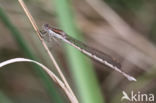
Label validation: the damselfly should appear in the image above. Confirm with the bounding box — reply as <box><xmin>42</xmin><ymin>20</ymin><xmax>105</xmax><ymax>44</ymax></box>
<box><xmin>41</xmin><ymin>24</ymin><xmax>136</xmax><ymax>81</ymax></box>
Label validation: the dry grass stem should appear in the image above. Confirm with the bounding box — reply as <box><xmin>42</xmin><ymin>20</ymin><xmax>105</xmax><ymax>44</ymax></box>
<box><xmin>0</xmin><ymin>58</ymin><xmax>76</xmax><ymax>102</ymax></box>
<box><xmin>18</xmin><ymin>0</ymin><xmax>78</xmax><ymax>102</ymax></box>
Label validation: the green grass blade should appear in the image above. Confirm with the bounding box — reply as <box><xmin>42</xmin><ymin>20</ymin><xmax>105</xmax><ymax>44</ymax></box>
<box><xmin>0</xmin><ymin>91</ymin><xmax>13</xmax><ymax>103</ymax></box>
<box><xmin>53</xmin><ymin>0</ymin><xmax>105</xmax><ymax>103</ymax></box>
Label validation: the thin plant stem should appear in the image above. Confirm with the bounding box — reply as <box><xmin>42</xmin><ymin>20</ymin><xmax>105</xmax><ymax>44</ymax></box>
<box><xmin>18</xmin><ymin>0</ymin><xmax>78</xmax><ymax>103</ymax></box>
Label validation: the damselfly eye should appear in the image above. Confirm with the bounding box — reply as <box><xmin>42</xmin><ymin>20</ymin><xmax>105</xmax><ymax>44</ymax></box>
<box><xmin>44</xmin><ymin>24</ymin><xmax>49</xmax><ymax>27</ymax></box>
<box><xmin>42</xmin><ymin>24</ymin><xmax>49</xmax><ymax>30</ymax></box>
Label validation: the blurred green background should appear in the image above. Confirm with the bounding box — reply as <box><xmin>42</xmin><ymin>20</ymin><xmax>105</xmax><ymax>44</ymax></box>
<box><xmin>0</xmin><ymin>0</ymin><xmax>156</xmax><ymax>103</ymax></box>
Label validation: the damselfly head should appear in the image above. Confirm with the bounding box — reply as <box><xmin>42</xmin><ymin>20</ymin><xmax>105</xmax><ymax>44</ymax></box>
<box><xmin>42</xmin><ymin>24</ymin><xmax>50</xmax><ymax>32</ymax></box>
